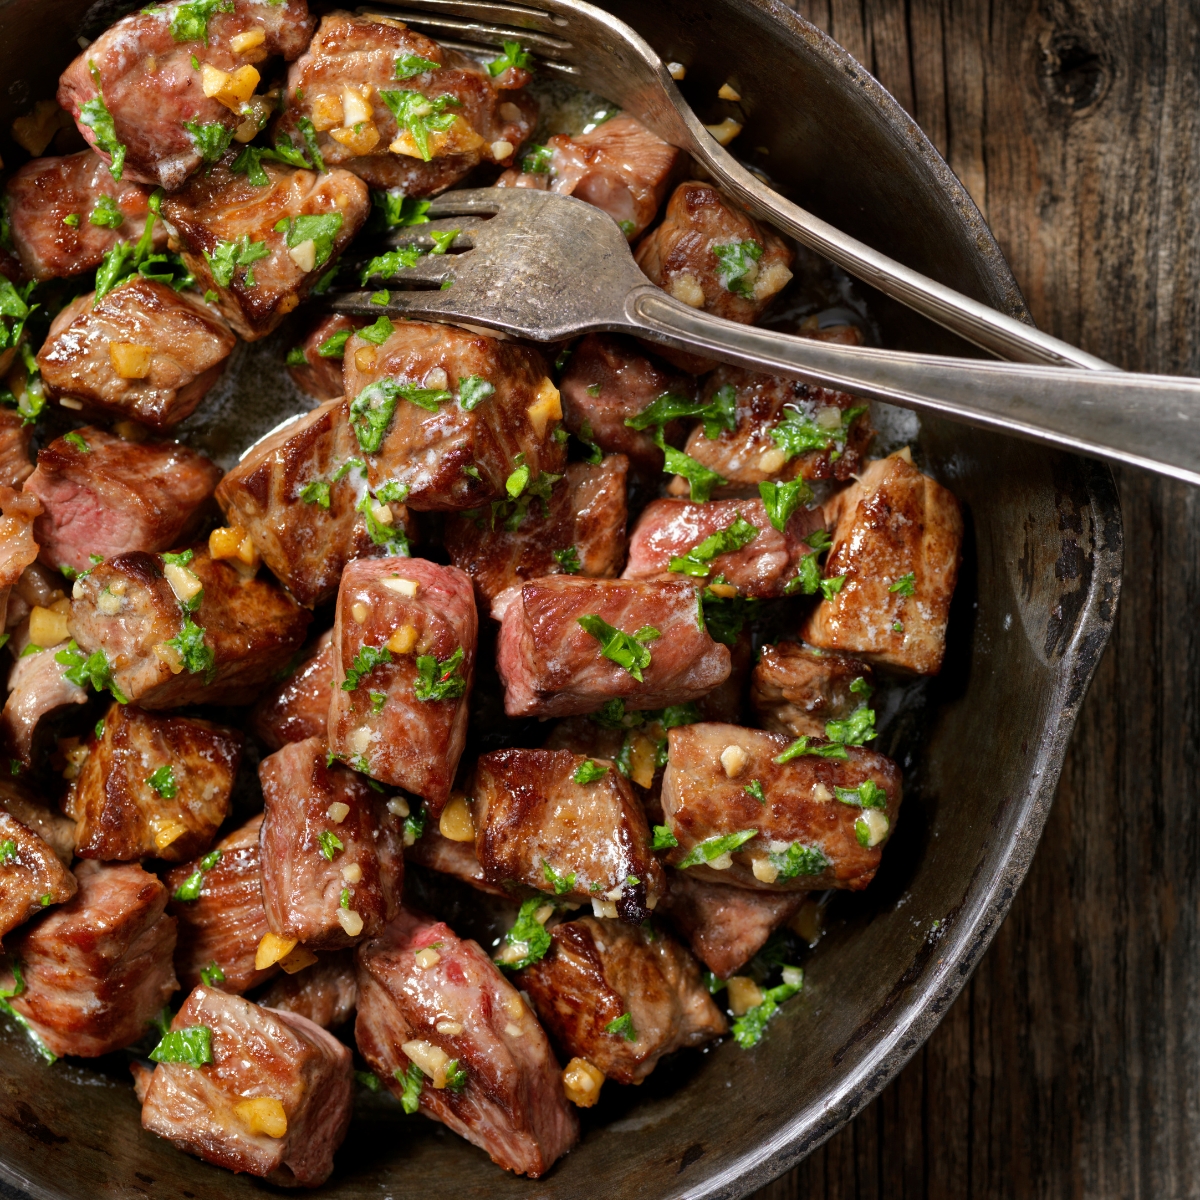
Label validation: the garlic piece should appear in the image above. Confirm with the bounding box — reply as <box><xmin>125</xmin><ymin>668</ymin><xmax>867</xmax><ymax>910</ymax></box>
<box><xmin>234</xmin><ymin>1097</ymin><xmax>287</xmax><ymax>1138</ymax></box>
<box><xmin>727</xmin><ymin>975</ymin><xmax>764</xmax><ymax>1016</ymax></box>
<box><xmin>382</xmin><ymin>577</ymin><xmax>419</xmax><ymax>597</ymax></box>
<box><xmin>668</xmin><ymin>273</ymin><xmax>706</xmax><ymax>308</ymax></box>
<box><xmin>337</xmin><ymin>908</ymin><xmax>364</xmax><ymax>937</ymax></box>
<box><xmin>255</xmin><ymin>932</ymin><xmax>298</xmax><ymax>971</ymax></box>
<box><xmin>720</xmin><ymin>743</ymin><xmax>748</xmax><ymax>778</ymax></box>
<box><xmin>705</xmin><ymin>117</ymin><xmax>743</xmax><ymax>146</ymax></box>
<box><xmin>341</xmin><ymin>862</ymin><xmax>362</xmax><ymax>884</ymax></box>
<box><xmin>288</xmin><ymin>239</ymin><xmax>317</xmax><ymax>273</ymax></box>
<box><xmin>562</xmin><ymin>1058</ymin><xmax>605</xmax><ymax>1107</ymax></box>
<box><xmin>436</xmin><ymin>1020</ymin><xmax>464</xmax><ymax>1036</ymax></box>
<box><xmin>438</xmin><ymin>793</ymin><xmax>475</xmax><ymax>842</ymax></box>
<box><xmin>414</xmin><ymin>947</ymin><xmax>441</xmax><ymax>970</ymax></box>
<box><xmin>526</xmin><ymin>377</ymin><xmax>562</xmax><ymax>437</ymax></box>
<box><xmin>230</xmin><ymin>27</ymin><xmax>266</xmax><ymax>54</ymax></box>
<box><xmin>326</xmin><ymin>801</ymin><xmax>350</xmax><ymax>824</ymax></box>
<box><xmin>490</xmin><ymin>139</ymin><xmax>514</xmax><ymax>159</ymax></box>
<box><xmin>718</xmin><ymin>82</ymin><xmax>741</xmax><ymax>101</ymax></box>
<box><xmin>109</xmin><ymin>342</ymin><xmax>154</xmax><ymax>379</ymax></box>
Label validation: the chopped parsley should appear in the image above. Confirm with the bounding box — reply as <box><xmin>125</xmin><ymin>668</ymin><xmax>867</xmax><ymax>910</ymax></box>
<box><xmin>577</xmin><ymin>615</ymin><xmax>659</xmax><ymax>682</ymax></box>
<box><xmin>88</xmin><ymin>194</ymin><xmax>124</xmax><ymax>228</ymax></box>
<box><xmin>199</xmin><ymin>961</ymin><xmax>224</xmax><ymax>987</ymax></box>
<box><xmin>889</xmin><ymin>572</ymin><xmax>916</xmax><ymax>596</ymax></box>
<box><xmin>299</xmin><ymin>480</ymin><xmax>331</xmax><ymax>508</ymax></box>
<box><xmin>651</xmin><ymin>825</ymin><xmax>678</xmax><ymax>850</ymax></box>
<box><xmin>63</xmin><ymin>430</ymin><xmax>89</xmax><ymax>453</ymax></box>
<box><xmin>444</xmin><ymin>1059</ymin><xmax>468</xmax><ymax>1091</ymax></box>
<box><xmin>55</xmin><ymin>641</ymin><xmax>127</xmax><ymax>703</ymax></box>
<box><xmin>402</xmin><ymin>803</ymin><xmax>427</xmax><ymax>844</ymax></box>
<box><xmin>769</xmin><ymin>403</ymin><xmax>868</xmax><ymax>462</ymax></box>
<box><xmin>744</xmin><ymin>779</ymin><xmax>765</xmax><ymax>804</ymax></box>
<box><xmin>653</xmin><ymin>428</ymin><xmax>725</xmax><ymax>502</ymax></box>
<box><xmin>774</xmin><ymin>735</ymin><xmax>849</xmax><ymax>763</ymax></box>
<box><xmin>731</xmin><ymin>974</ymin><xmax>803</xmax><ymax>1048</ymax></box>
<box><xmin>758</xmin><ymin>478</ymin><xmax>814</xmax><ymax>532</ymax></box>
<box><xmin>294</xmin><ymin>116</ymin><xmax>325</xmax><ymax>172</ymax></box>
<box><xmin>429</xmin><ymin>228</ymin><xmax>458</xmax><ymax>254</ymax></box>
<box><xmin>0</xmin><ymin>275</ymin><xmax>35</xmax><ymax>359</ymax></box>
<box><xmin>769</xmin><ymin>842</ymin><xmax>829</xmax><ymax>879</ymax></box>
<box><xmin>457</xmin><ymin>374</ymin><xmax>494</xmax><ymax>410</ymax></box>
<box><xmin>395</xmin><ymin>52</ymin><xmax>441</xmax><ymax>79</ymax></box>
<box><xmin>573</xmin><ymin>759</ymin><xmax>608</xmax><ymax>785</ymax></box>
<box><xmin>318</xmin><ymin>830</ymin><xmax>344</xmax><ymax>860</ymax></box>
<box><xmin>80</xmin><ymin>64</ymin><xmax>126</xmax><ymax>180</ymax></box>
<box><xmin>669</xmin><ymin>514</ymin><xmax>759</xmax><ymax>577</ymax></box>
<box><xmin>0</xmin><ymin>841</ymin><xmax>16</xmax><ymax>864</ymax></box>
<box><xmin>487</xmin><ymin>40</ymin><xmax>533</xmax><ymax>76</ymax></box>
<box><xmin>824</xmin><ymin>703</ymin><xmax>875</xmax><ymax>746</ymax></box>
<box><xmin>274</xmin><ymin>212</ymin><xmax>344</xmax><ymax>270</ymax></box>
<box><xmin>145</xmin><ymin>764</ymin><xmax>178</xmax><ymax>799</ymax></box>
<box><xmin>286</xmin><ymin>345</ymin><xmax>308</xmax><ymax>367</ymax></box>
<box><xmin>350</xmin><ymin>377</ymin><xmax>452</xmax><ymax>451</ymax></box>
<box><xmin>505</xmin><ymin>456</ymin><xmax>531</xmax><ymax>498</ymax></box>
<box><xmin>521</xmin><ymin>143</ymin><xmax>553</xmax><ymax>174</ymax></box>
<box><xmin>340</xmin><ymin>886</ymin><xmax>351</xmax><ymax>909</ymax></box>
<box><xmin>413</xmin><ymin>646</ymin><xmax>467</xmax><ymax>702</ymax></box>
<box><xmin>379</xmin><ymin>90</ymin><xmax>463</xmax><ymax>162</ymax></box>
<box><xmin>834</xmin><ymin>780</ymin><xmax>888</xmax><ymax>809</ymax></box>
<box><xmin>318</xmin><ymin>328</ymin><xmax>353</xmax><ymax>358</ymax></box>
<box><xmin>625</xmin><ymin>384</ymin><xmax>736</xmax><ymax>439</ymax></box>
<box><xmin>357</xmin><ymin>315</ymin><xmax>395</xmax><ymax>345</ymax></box>
<box><xmin>542</xmin><ymin>860</ymin><xmax>576</xmax><ymax>895</ymax></box>
<box><xmin>604</xmin><ymin>1013</ymin><xmax>636</xmax><ymax>1041</ymax></box>
<box><xmin>820</xmin><ymin>576</ymin><xmax>846</xmax><ymax>601</ymax></box>
<box><xmin>183</xmin><ymin>119</ymin><xmax>234</xmax><ymax>164</ymax></box>
<box><xmin>356</xmin><ymin>491</ymin><xmax>411</xmax><ymax>554</ymax></box>
<box><xmin>172</xmin><ymin>848</ymin><xmax>221</xmax><ymax>901</ymax></box>
<box><xmin>676</xmin><ymin>828</ymin><xmax>757</xmax><ymax>868</ymax></box>
<box><xmin>712</xmin><ymin>239</ymin><xmax>763</xmax><ymax>297</ymax></box>
<box><xmin>552</xmin><ymin>545</ymin><xmax>581</xmax><ymax>574</ymax></box>
<box><xmin>342</xmin><ymin>644</ymin><xmax>393</xmax><ymax>691</ymax></box>
<box><xmin>170</xmin><ymin>0</ymin><xmax>233</xmax><ymax>44</ymax></box>
<box><xmin>149</xmin><ymin>1024</ymin><xmax>214</xmax><ymax>1067</ymax></box>
<box><xmin>496</xmin><ymin>896</ymin><xmax>553</xmax><ymax>970</ymax></box>
<box><xmin>371</xmin><ymin>190</ymin><xmax>431</xmax><ymax>229</ymax></box>
<box><xmin>369</xmin><ymin>691</ymin><xmax>387</xmax><ymax>713</ymax></box>
<box><xmin>205</xmin><ymin>234</ymin><xmax>270</xmax><ymax>288</ymax></box>
<box><xmin>360</xmin><ymin>244</ymin><xmax>422</xmax><ymax>284</ymax></box>
<box><xmin>355</xmin><ymin>1070</ymin><xmax>382</xmax><ymax>1091</ymax></box>
<box><xmin>165</xmin><ymin>616</ymin><xmax>216</xmax><ymax>680</ymax></box>
<box><xmin>395</xmin><ymin>1062</ymin><xmax>424</xmax><ymax>1113</ymax></box>
<box><xmin>700</xmin><ymin>581</ymin><xmax>758</xmax><ymax>646</ymax></box>
<box><xmin>62</xmin><ymin>213</ymin><xmax>80</xmax><ymax>227</ymax></box>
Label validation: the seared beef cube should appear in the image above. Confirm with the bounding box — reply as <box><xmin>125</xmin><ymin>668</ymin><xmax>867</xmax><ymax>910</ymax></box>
<box><xmin>0</xmin><ymin>811</ymin><xmax>76</xmax><ymax>943</ymax></box>
<box><xmin>250</xmin><ymin>629</ymin><xmax>334</xmax><ymax>750</ymax></box>
<box><xmin>26</xmin><ymin>427</ymin><xmax>221</xmax><ymax>573</ymax></box>
<box><xmin>166</xmin><ymin>814</ymin><xmax>276</xmax><ymax>994</ymax></box>
<box><xmin>473</xmin><ymin>748</ymin><xmax>665</xmax><ymax>923</ymax></box>
<box><xmin>65</xmin><ymin>703</ymin><xmax>241</xmax><ymax>863</ymax></box>
<box><xmin>278</xmin><ymin>12</ymin><xmax>536</xmax><ymax>192</ymax></box>
<box><xmin>680</xmin><ymin>364</ymin><xmax>873</xmax><ymax>490</ymax></box>
<box><xmin>5</xmin><ymin>151</ymin><xmax>164</xmax><ymax>281</ymax></box>
<box><xmin>542</xmin><ymin>716</ymin><xmax>666</xmax><ymax>822</ymax></box>
<box><xmin>0</xmin><ymin>646</ymin><xmax>88</xmax><ymax>768</ymax></box>
<box><xmin>355</xmin><ymin>909</ymin><xmax>578</xmax><ymax>1177</ymax></box>
<box><xmin>661</xmin><ymin>722</ymin><xmax>902</xmax><ymax>892</ymax></box>
<box><xmin>751</xmin><ymin>644</ymin><xmax>873</xmax><ymax>739</ymax></box>
<box><xmin>659</xmin><ymin>871</ymin><xmax>805</xmax><ymax>978</ymax></box>
<box><xmin>341</xmin><ymin>320</ymin><xmax>567</xmax><ymax>512</ymax></box>
<box><xmin>0</xmin><ymin>487</ymin><xmax>41</xmax><ymax>591</ymax></box>
<box><xmin>329</xmin><ymin>558</ymin><xmax>476</xmax><ymax>812</ymax></box>
<box><xmin>36</xmin><ymin>280</ymin><xmax>236</xmax><ymax>429</ymax></box>
<box><xmin>256</xmin><ymin>949</ymin><xmax>358</xmax><ymax>1029</ymax></box>
<box><xmin>405</xmin><ymin>822</ymin><xmax>504</xmax><ymax>896</ymax></box>
<box><xmin>800</xmin><ymin>450</ymin><xmax>964</xmax><ymax>675</ymax></box>
<box><xmin>57</xmin><ymin>0</ymin><xmax>314</xmax><ymax>191</ymax></box>
<box><xmin>0</xmin><ymin>410</ymin><xmax>33</xmax><ymax>490</ymax></box>
<box><xmin>140</xmin><ymin>985</ymin><xmax>352</xmax><ymax>1187</ymax></box>
<box><xmin>623</xmin><ymin>497</ymin><xmax>823</xmax><ymax>598</ymax></box>
<box><xmin>516</xmin><ymin>917</ymin><xmax>725</xmax><ymax>1083</ymax></box>
<box><xmin>497</xmin><ymin>577</ymin><xmax>730</xmax><ymax>719</ymax></box>
<box><xmin>1</xmin><ymin>859</ymin><xmax>176</xmax><ymax>1057</ymax></box>
<box><xmin>163</xmin><ymin>156</ymin><xmax>369</xmax><ymax>341</ymax></box>
<box><xmin>68</xmin><ymin>544</ymin><xmax>311</xmax><ymax>708</ymax></box>
<box><xmin>215</xmin><ymin>399</ymin><xmax>411</xmax><ymax>608</ymax></box>
<box><xmin>497</xmin><ymin>114</ymin><xmax>678</xmax><ymax>240</ymax></box>
<box><xmin>287</xmin><ymin>313</ymin><xmax>365</xmax><ymax>401</ymax></box>
<box><xmin>0</xmin><ymin>782</ymin><xmax>76</xmax><ymax>865</ymax></box>
<box><xmin>557</xmin><ymin>334</ymin><xmax>692</xmax><ymax>474</ymax></box>
<box><xmin>446</xmin><ymin>456</ymin><xmax>628</xmax><ymax>616</ymax></box>
<box><xmin>259</xmin><ymin>736</ymin><xmax>404</xmax><ymax>950</ymax></box>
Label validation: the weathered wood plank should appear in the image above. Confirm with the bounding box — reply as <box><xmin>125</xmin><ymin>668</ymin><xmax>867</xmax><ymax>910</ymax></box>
<box><xmin>756</xmin><ymin>2</ymin><xmax>1200</xmax><ymax>1197</ymax></box>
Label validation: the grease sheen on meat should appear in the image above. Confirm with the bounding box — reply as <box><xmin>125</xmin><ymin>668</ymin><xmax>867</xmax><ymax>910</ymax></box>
<box><xmin>496</xmin><ymin>576</ymin><xmax>730</xmax><ymax>718</ymax></box>
<box><xmin>259</xmin><ymin>736</ymin><xmax>404</xmax><ymax>950</ymax></box>
<box><xmin>0</xmin><ymin>811</ymin><xmax>77</xmax><ymax>944</ymax></box>
<box><xmin>250</xmin><ymin>630</ymin><xmax>335</xmax><ymax>750</ymax></box>
<box><xmin>661</xmin><ymin>723</ymin><xmax>902</xmax><ymax>892</ymax></box>
<box><xmin>751</xmin><ymin>643</ymin><xmax>873</xmax><ymax>739</ymax></box>
<box><xmin>516</xmin><ymin>917</ymin><xmax>726</xmax><ymax>1083</ymax></box>
<box><xmin>36</xmin><ymin>280</ymin><xmax>236</xmax><ymax>429</ymax></box>
<box><xmin>65</xmin><ymin>703</ymin><xmax>242</xmax><ymax>863</ymax></box>
<box><xmin>355</xmin><ymin>908</ymin><xmax>579</xmax><ymax>1176</ymax></box>
<box><xmin>25</xmin><ymin>427</ymin><xmax>222</xmax><ymax>573</ymax></box>
<box><xmin>140</xmin><ymin>985</ymin><xmax>353</xmax><ymax>1187</ymax></box>
<box><xmin>1</xmin><ymin>859</ymin><xmax>177</xmax><ymax>1057</ymax></box>
<box><xmin>329</xmin><ymin>557</ymin><xmax>476</xmax><ymax>813</ymax></box>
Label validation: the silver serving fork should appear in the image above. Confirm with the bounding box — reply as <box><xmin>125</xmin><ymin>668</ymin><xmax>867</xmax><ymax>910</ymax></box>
<box><xmin>361</xmin><ymin>0</ymin><xmax>1109</xmax><ymax>371</ymax></box>
<box><xmin>333</xmin><ymin>188</ymin><xmax>1200</xmax><ymax>485</ymax></box>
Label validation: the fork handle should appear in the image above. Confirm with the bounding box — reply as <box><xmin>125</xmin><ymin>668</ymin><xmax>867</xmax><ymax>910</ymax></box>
<box><xmin>625</xmin><ymin>287</ymin><xmax>1200</xmax><ymax>485</ymax></box>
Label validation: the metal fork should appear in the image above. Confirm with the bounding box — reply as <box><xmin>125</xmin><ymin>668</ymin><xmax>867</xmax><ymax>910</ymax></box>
<box><xmin>332</xmin><ymin>188</ymin><xmax>1200</xmax><ymax>485</ymax></box>
<box><xmin>361</xmin><ymin>0</ymin><xmax>1109</xmax><ymax>371</ymax></box>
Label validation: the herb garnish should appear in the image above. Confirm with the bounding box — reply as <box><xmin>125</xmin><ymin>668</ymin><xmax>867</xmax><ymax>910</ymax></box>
<box><xmin>80</xmin><ymin>63</ymin><xmax>126</xmax><ymax>180</ymax></box>
<box><xmin>145</xmin><ymin>764</ymin><xmax>178</xmax><ymax>799</ymax></box>
<box><xmin>675</xmin><ymin>828</ymin><xmax>757</xmax><ymax>868</ymax></box>
<box><xmin>56</xmin><ymin>641</ymin><xmax>128</xmax><ymax>703</ymax></box>
<box><xmin>625</xmin><ymin>384</ymin><xmax>736</xmax><ymax>439</ymax></box>
<box><xmin>758</xmin><ymin>479</ymin><xmax>814</xmax><ymax>531</ymax></box>
<box><xmin>149</xmin><ymin>1024</ymin><xmax>213</xmax><ymax>1067</ymax></box>
<box><xmin>669</xmin><ymin>514</ymin><xmax>759</xmax><ymax>577</ymax></box>
<box><xmin>496</xmin><ymin>896</ymin><xmax>553</xmax><ymax>970</ymax></box>
<box><xmin>173</xmin><ymin>849</ymin><xmax>221</xmax><ymax>901</ymax></box>
<box><xmin>413</xmin><ymin>646</ymin><xmax>466</xmax><ymax>702</ymax></box>
<box><xmin>542</xmin><ymin>860</ymin><xmax>576</xmax><ymax>895</ymax></box>
<box><xmin>573</xmin><ymin>759</ymin><xmax>608</xmax><ymax>785</ymax></box>
<box><xmin>653</xmin><ymin>428</ymin><xmax>725</xmax><ymax>502</ymax></box>
<box><xmin>577</xmin><ymin>615</ymin><xmax>659</xmax><ymax>682</ymax></box>
<box><xmin>712</xmin><ymin>239</ymin><xmax>762</xmax><ymax>297</ymax></box>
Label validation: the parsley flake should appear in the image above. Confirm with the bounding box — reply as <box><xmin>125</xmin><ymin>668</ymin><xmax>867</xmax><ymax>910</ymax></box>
<box><xmin>145</xmin><ymin>764</ymin><xmax>178</xmax><ymax>799</ymax></box>
<box><xmin>573</xmin><ymin>759</ymin><xmax>608</xmax><ymax>785</ymax></box>
<box><xmin>676</xmin><ymin>828</ymin><xmax>757</xmax><ymax>868</ymax></box>
<box><xmin>577</xmin><ymin>614</ymin><xmax>659</xmax><ymax>682</ymax></box>
<box><xmin>413</xmin><ymin>646</ymin><xmax>466</xmax><ymax>702</ymax></box>
<box><xmin>149</xmin><ymin>1024</ymin><xmax>213</xmax><ymax>1067</ymax></box>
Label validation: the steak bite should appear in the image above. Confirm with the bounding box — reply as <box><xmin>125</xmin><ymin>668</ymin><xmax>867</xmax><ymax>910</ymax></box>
<box><xmin>0</xmin><ymin>487</ymin><xmax>42</xmax><ymax>593</ymax></box>
<box><xmin>800</xmin><ymin>449</ymin><xmax>964</xmax><ymax>675</ymax></box>
<box><xmin>1</xmin><ymin>859</ymin><xmax>177</xmax><ymax>1058</ymax></box>
<box><xmin>0</xmin><ymin>410</ymin><xmax>34</xmax><ymax>490</ymax></box>
<box><xmin>0</xmin><ymin>811</ymin><xmax>77</xmax><ymax>944</ymax></box>
<box><xmin>259</xmin><ymin>736</ymin><xmax>404</xmax><ymax>950</ymax></box>
<box><xmin>680</xmin><ymin>364</ymin><xmax>873</xmax><ymax>490</ymax></box>
<box><xmin>57</xmin><ymin>0</ymin><xmax>315</xmax><ymax>191</ymax></box>
<box><xmin>214</xmin><ymin>399</ymin><xmax>412</xmax><ymax>609</ymax></box>
<box><xmin>355</xmin><ymin>909</ymin><xmax>579</xmax><ymax>1177</ymax></box>
<box><xmin>0</xmin><ymin>782</ymin><xmax>76</xmax><ymax>866</ymax></box>
<box><xmin>341</xmin><ymin>320</ymin><xmax>567</xmax><ymax>512</ymax></box>
<box><xmin>166</xmin><ymin>814</ymin><xmax>277</xmax><ymax>995</ymax></box>
<box><xmin>255</xmin><ymin>948</ymin><xmax>358</xmax><ymax>1029</ymax></box>
<box><xmin>67</xmin><ymin>543</ymin><xmax>311</xmax><ymax>709</ymax></box>
<box><xmin>445</xmin><ymin>456</ymin><xmax>628</xmax><ymax>616</ymax></box>
<box><xmin>277</xmin><ymin>11</ymin><xmax>537</xmax><ymax>192</ymax></box>
<box><xmin>497</xmin><ymin>114</ymin><xmax>679</xmax><ymax>240</ymax></box>
<box><xmin>25</xmin><ymin>427</ymin><xmax>222</xmax><ymax>574</ymax></box>
<box><xmin>659</xmin><ymin>871</ymin><xmax>805</xmax><ymax>979</ymax></box>
<box><xmin>35</xmin><ymin>279</ymin><xmax>236</xmax><ymax>429</ymax></box>
<box><xmin>287</xmin><ymin>313</ymin><xmax>365</xmax><ymax>401</ymax></box>
<box><xmin>162</xmin><ymin>155</ymin><xmax>370</xmax><ymax>341</ymax></box>
<box><xmin>250</xmin><ymin>629</ymin><xmax>335</xmax><ymax>750</ymax></box>
<box><xmin>623</xmin><ymin>497</ymin><xmax>823</xmax><ymax>598</ymax></box>
<box><xmin>0</xmin><ymin>646</ymin><xmax>88</xmax><ymax>769</ymax></box>
<box><xmin>473</xmin><ymin>748</ymin><xmax>665</xmax><ymax>924</ymax></box>
<box><xmin>329</xmin><ymin>558</ymin><xmax>476</xmax><ymax>813</ymax></box>
<box><xmin>140</xmin><ymin>985</ymin><xmax>353</xmax><ymax>1188</ymax></box>
<box><xmin>751</xmin><ymin>644</ymin><xmax>873</xmax><ymax>739</ymax></box>
<box><xmin>496</xmin><ymin>577</ymin><xmax>731</xmax><ymax>719</ymax></box>
<box><xmin>515</xmin><ymin>917</ymin><xmax>726</xmax><ymax>1084</ymax></box>
<box><xmin>5</xmin><ymin>151</ymin><xmax>165</xmax><ymax>282</ymax></box>
<box><xmin>64</xmin><ymin>703</ymin><xmax>242</xmax><ymax>863</ymax></box>
<box><xmin>660</xmin><ymin>722</ymin><xmax>903</xmax><ymax>892</ymax></box>
<box><xmin>557</xmin><ymin>333</ymin><xmax>692</xmax><ymax>475</ymax></box>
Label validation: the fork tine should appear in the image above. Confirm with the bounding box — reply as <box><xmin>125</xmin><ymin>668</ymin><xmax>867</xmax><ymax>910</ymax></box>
<box><xmin>360</xmin><ymin>0</ymin><xmax>570</xmax><ymax>34</ymax></box>
<box><xmin>358</xmin><ymin>6</ymin><xmax>572</xmax><ymax>56</ymax></box>
<box><xmin>379</xmin><ymin>214</ymin><xmax>487</xmax><ymax>249</ymax></box>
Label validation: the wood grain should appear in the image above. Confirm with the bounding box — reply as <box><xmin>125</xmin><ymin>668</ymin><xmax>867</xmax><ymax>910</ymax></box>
<box><xmin>753</xmin><ymin>2</ymin><xmax>1200</xmax><ymax>1196</ymax></box>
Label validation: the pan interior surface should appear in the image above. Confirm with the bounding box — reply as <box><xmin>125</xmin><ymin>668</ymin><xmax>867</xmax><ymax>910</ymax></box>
<box><xmin>0</xmin><ymin>0</ymin><xmax>1122</xmax><ymax>1197</ymax></box>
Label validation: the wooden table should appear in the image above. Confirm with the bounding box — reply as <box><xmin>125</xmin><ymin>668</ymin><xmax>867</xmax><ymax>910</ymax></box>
<box><xmin>753</xmin><ymin>2</ymin><xmax>1198</xmax><ymax>1195</ymax></box>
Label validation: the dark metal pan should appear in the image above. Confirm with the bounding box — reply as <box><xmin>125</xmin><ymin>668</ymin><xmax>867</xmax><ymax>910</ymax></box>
<box><xmin>0</xmin><ymin>0</ymin><xmax>1122</xmax><ymax>1196</ymax></box>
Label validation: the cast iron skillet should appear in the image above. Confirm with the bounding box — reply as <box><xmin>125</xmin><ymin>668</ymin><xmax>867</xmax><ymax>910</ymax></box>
<box><xmin>0</xmin><ymin>0</ymin><xmax>1123</xmax><ymax>1196</ymax></box>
